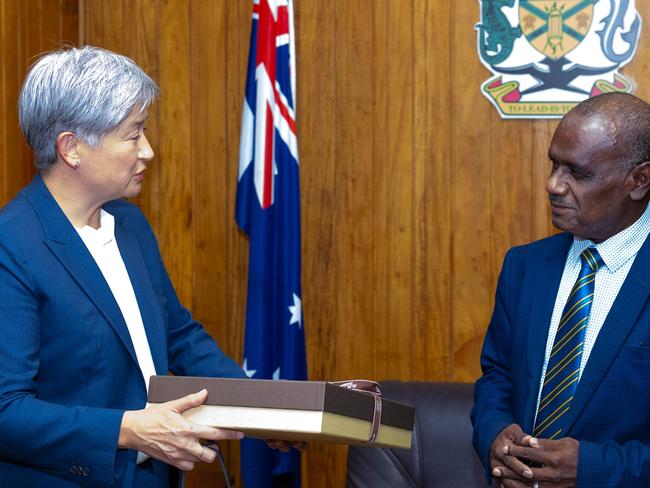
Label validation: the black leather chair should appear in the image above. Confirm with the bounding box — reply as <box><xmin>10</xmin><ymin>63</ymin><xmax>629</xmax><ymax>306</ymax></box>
<box><xmin>346</xmin><ymin>381</ymin><xmax>486</xmax><ymax>488</ymax></box>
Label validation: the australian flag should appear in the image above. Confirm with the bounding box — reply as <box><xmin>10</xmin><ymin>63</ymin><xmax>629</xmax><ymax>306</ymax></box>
<box><xmin>235</xmin><ymin>0</ymin><xmax>307</xmax><ymax>486</ymax></box>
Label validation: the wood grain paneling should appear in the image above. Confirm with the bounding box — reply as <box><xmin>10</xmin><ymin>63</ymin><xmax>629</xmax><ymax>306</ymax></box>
<box><xmin>295</xmin><ymin>2</ymin><xmax>343</xmax><ymax>484</ymax></box>
<box><xmin>1</xmin><ymin>0</ymin><xmax>77</xmax><ymax>206</ymax></box>
<box><xmin>5</xmin><ymin>0</ymin><xmax>650</xmax><ymax>486</ymax></box>
<box><xmin>373</xmin><ymin>0</ymin><xmax>415</xmax><ymax>381</ymax></box>
<box><xmin>332</xmin><ymin>0</ymin><xmax>375</xmax><ymax>384</ymax></box>
<box><xmin>451</xmin><ymin>0</ymin><xmax>495</xmax><ymax>382</ymax></box>
<box><xmin>158</xmin><ymin>0</ymin><xmax>193</xmax><ymax>305</ymax></box>
<box><xmin>412</xmin><ymin>0</ymin><xmax>453</xmax><ymax>381</ymax></box>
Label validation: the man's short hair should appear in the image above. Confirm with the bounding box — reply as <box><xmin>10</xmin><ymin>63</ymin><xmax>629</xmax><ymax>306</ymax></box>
<box><xmin>569</xmin><ymin>92</ymin><xmax>650</xmax><ymax>169</ymax></box>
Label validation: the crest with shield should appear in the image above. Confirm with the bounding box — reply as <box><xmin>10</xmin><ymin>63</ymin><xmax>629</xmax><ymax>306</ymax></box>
<box><xmin>519</xmin><ymin>0</ymin><xmax>594</xmax><ymax>59</ymax></box>
<box><xmin>477</xmin><ymin>0</ymin><xmax>641</xmax><ymax>119</ymax></box>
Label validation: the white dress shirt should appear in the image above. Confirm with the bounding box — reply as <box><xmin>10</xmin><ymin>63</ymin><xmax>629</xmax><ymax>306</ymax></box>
<box><xmin>75</xmin><ymin>209</ymin><xmax>155</xmax><ymax>463</ymax></box>
<box><xmin>535</xmin><ymin>202</ymin><xmax>650</xmax><ymax>414</ymax></box>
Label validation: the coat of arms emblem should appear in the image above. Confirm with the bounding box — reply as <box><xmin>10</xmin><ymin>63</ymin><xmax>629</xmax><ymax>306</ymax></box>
<box><xmin>477</xmin><ymin>0</ymin><xmax>641</xmax><ymax>118</ymax></box>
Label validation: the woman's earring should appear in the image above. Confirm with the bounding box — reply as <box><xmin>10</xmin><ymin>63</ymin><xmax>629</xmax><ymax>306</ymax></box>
<box><xmin>73</xmin><ymin>160</ymin><xmax>80</xmax><ymax>169</ymax></box>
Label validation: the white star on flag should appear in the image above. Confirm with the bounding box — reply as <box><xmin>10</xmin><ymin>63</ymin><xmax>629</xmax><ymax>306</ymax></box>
<box><xmin>242</xmin><ymin>358</ymin><xmax>257</xmax><ymax>378</ymax></box>
<box><xmin>273</xmin><ymin>366</ymin><xmax>281</xmax><ymax>380</ymax></box>
<box><xmin>288</xmin><ymin>293</ymin><xmax>302</xmax><ymax>328</ymax></box>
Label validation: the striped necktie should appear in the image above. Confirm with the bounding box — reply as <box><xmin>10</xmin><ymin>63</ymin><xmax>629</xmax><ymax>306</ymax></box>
<box><xmin>533</xmin><ymin>247</ymin><xmax>604</xmax><ymax>439</ymax></box>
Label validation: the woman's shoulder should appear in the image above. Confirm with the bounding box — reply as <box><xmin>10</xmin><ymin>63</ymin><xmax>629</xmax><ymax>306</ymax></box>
<box><xmin>0</xmin><ymin>193</ymin><xmax>42</xmax><ymax>260</ymax></box>
<box><xmin>0</xmin><ymin>191</ymin><xmax>35</xmax><ymax>233</ymax></box>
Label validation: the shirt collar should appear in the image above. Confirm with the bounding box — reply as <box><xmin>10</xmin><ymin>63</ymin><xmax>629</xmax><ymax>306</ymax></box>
<box><xmin>569</xmin><ymin>202</ymin><xmax>650</xmax><ymax>273</ymax></box>
<box><xmin>75</xmin><ymin>209</ymin><xmax>115</xmax><ymax>246</ymax></box>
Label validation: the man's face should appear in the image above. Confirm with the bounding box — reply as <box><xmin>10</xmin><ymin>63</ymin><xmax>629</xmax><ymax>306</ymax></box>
<box><xmin>546</xmin><ymin>114</ymin><xmax>635</xmax><ymax>242</ymax></box>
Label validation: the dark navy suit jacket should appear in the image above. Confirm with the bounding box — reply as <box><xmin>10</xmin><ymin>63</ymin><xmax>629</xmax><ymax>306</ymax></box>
<box><xmin>472</xmin><ymin>231</ymin><xmax>650</xmax><ymax>487</ymax></box>
<box><xmin>0</xmin><ymin>175</ymin><xmax>245</xmax><ymax>487</ymax></box>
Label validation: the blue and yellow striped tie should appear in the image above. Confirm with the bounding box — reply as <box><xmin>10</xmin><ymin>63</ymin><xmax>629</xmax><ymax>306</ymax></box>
<box><xmin>533</xmin><ymin>247</ymin><xmax>604</xmax><ymax>440</ymax></box>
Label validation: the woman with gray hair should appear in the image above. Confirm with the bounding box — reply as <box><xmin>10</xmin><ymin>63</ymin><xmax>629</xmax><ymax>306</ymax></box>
<box><xmin>0</xmin><ymin>46</ymin><xmax>246</xmax><ymax>487</ymax></box>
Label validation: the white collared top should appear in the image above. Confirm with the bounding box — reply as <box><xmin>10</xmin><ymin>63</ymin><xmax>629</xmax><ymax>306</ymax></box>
<box><xmin>74</xmin><ymin>209</ymin><xmax>157</xmax><ymax>391</ymax></box>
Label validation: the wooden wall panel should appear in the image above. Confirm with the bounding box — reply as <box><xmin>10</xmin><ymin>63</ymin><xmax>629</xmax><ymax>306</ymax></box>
<box><xmin>5</xmin><ymin>0</ymin><xmax>650</xmax><ymax>487</ymax></box>
<box><xmin>0</xmin><ymin>1</ymin><xmax>13</xmax><ymax>202</ymax></box>
<box><xmin>296</xmin><ymin>0</ymin><xmax>337</xmax><ymax>387</ymax></box>
<box><xmin>223</xmin><ymin>0</ymin><xmax>249</xmax><ymax>384</ymax></box>
<box><xmin>1</xmin><ymin>0</ymin><xmax>77</xmax><ymax>207</ymax></box>
<box><xmin>372</xmin><ymin>0</ymin><xmax>415</xmax><ymax>381</ymax></box>
<box><xmin>451</xmin><ymin>1</ymin><xmax>495</xmax><ymax>382</ymax></box>
<box><xmin>412</xmin><ymin>0</ymin><xmax>453</xmax><ymax>381</ymax></box>
<box><xmin>158</xmin><ymin>0</ymin><xmax>193</xmax><ymax>305</ymax></box>
<box><xmin>332</xmin><ymin>1</ymin><xmax>376</xmax><ymax>385</ymax></box>
<box><xmin>295</xmin><ymin>2</ymin><xmax>342</xmax><ymax>485</ymax></box>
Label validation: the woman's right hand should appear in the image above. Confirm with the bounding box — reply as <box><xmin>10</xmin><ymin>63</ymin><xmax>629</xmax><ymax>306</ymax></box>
<box><xmin>118</xmin><ymin>389</ymin><xmax>243</xmax><ymax>471</ymax></box>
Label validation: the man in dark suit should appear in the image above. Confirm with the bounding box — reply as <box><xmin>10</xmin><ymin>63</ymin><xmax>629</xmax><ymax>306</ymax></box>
<box><xmin>472</xmin><ymin>92</ymin><xmax>650</xmax><ymax>487</ymax></box>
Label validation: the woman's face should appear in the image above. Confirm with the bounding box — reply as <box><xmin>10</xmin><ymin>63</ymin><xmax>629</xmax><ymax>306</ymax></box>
<box><xmin>76</xmin><ymin>105</ymin><xmax>154</xmax><ymax>202</ymax></box>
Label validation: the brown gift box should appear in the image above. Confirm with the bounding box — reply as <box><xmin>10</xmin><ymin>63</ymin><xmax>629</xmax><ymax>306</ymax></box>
<box><xmin>147</xmin><ymin>376</ymin><xmax>415</xmax><ymax>449</ymax></box>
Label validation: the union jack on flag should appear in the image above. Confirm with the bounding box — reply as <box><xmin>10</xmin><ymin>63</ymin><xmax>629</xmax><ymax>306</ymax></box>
<box><xmin>235</xmin><ymin>0</ymin><xmax>306</xmax><ymax>486</ymax></box>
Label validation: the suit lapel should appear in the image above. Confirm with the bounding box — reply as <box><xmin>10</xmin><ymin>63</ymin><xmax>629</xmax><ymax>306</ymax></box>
<box><xmin>564</xmin><ymin>235</ymin><xmax>650</xmax><ymax>434</ymax></box>
<box><xmin>522</xmin><ymin>235</ymin><xmax>572</xmax><ymax>432</ymax></box>
<box><xmin>25</xmin><ymin>176</ymin><xmax>141</xmax><ymax>372</ymax></box>
<box><xmin>112</xmin><ymin>214</ymin><xmax>167</xmax><ymax>375</ymax></box>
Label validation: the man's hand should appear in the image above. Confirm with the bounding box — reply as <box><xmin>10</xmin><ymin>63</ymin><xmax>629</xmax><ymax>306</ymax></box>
<box><xmin>490</xmin><ymin>424</ymin><xmax>535</xmax><ymax>487</ymax></box>
<box><xmin>508</xmin><ymin>435</ymin><xmax>578</xmax><ymax>488</ymax></box>
<box><xmin>118</xmin><ymin>389</ymin><xmax>244</xmax><ymax>471</ymax></box>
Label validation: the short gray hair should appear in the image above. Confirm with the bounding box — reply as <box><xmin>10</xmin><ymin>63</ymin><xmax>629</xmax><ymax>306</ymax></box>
<box><xmin>18</xmin><ymin>46</ymin><xmax>159</xmax><ymax>170</ymax></box>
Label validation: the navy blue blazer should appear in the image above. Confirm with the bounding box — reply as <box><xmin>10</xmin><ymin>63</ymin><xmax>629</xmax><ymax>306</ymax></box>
<box><xmin>472</xmin><ymin>232</ymin><xmax>650</xmax><ymax>487</ymax></box>
<box><xmin>0</xmin><ymin>175</ymin><xmax>245</xmax><ymax>487</ymax></box>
